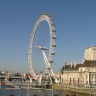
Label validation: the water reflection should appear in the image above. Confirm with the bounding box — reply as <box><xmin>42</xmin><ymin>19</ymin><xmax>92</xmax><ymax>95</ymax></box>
<box><xmin>0</xmin><ymin>86</ymin><xmax>92</xmax><ymax>96</ymax></box>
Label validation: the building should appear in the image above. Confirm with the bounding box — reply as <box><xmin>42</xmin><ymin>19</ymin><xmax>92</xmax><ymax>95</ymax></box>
<box><xmin>60</xmin><ymin>46</ymin><xmax>96</xmax><ymax>87</ymax></box>
<box><xmin>0</xmin><ymin>71</ymin><xmax>26</xmax><ymax>82</ymax></box>
<box><xmin>84</xmin><ymin>46</ymin><xmax>96</xmax><ymax>60</ymax></box>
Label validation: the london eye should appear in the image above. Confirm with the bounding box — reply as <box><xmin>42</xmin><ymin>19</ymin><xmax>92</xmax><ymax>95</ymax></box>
<box><xmin>28</xmin><ymin>13</ymin><xmax>58</xmax><ymax>83</ymax></box>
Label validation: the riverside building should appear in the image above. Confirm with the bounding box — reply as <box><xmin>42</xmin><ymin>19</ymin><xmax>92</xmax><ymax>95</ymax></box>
<box><xmin>60</xmin><ymin>46</ymin><xmax>96</xmax><ymax>87</ymax></box>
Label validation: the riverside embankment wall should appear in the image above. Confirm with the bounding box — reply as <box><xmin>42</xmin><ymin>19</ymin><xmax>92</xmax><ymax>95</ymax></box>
<box><xmin>53</xmin><ymin>84</ymin><xmax>96</xmax><ymax>95</ymax></box>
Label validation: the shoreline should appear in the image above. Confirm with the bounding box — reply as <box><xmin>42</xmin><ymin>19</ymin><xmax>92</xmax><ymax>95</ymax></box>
<box><xmin>53</xmin><ymin>84</ymin><xmax>96</xmax><ymax>95</ymax></box>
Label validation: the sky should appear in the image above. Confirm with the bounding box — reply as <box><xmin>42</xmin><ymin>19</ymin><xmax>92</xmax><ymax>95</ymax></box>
<box><xmin>0</xmin><ymin>0</ymin><xmax>96</xmax><ymax>73</ymax></box>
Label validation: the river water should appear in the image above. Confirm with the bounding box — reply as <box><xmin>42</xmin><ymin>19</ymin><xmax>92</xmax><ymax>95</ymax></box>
<box><xmin>0</xmin><ymin>88</ymin><xmax>64</xmax><ymax>96</ymax></box>
<box><xmin>0</xmin><ymin>85</ymin><xmax>91</xmax><ymax>96</ymax></box>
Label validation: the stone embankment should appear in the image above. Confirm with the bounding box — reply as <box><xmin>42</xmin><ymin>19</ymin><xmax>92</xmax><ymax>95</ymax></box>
<box><xmin>53</xmin><ymin>84</ymin><xmax>96</xmax><ymax>95</ymax></box>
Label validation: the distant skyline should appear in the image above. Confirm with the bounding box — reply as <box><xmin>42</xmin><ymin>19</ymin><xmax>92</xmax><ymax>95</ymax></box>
<box><xmin>0</xmin><ymin>0</ymin><xmax>96</xmax><ymax>73</ymax></box>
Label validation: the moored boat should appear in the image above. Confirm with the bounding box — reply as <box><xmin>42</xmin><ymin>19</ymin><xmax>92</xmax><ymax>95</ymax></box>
<box><xmin>66</xmin><ymin>94</ymin><xmax>76</xmax><ymax>96</ymax></box>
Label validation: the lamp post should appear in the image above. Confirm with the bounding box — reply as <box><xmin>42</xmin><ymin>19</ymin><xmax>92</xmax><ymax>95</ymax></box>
<box><xmin>27</xmin><ymin>81</ymin><xmax>30</xmax><ymax>96</ymax></box>
<box><xmin>89</xmin><ymin>72</ymin><xmax>92</xmax><ymax>96</ymax></box>
<box><xmin>77</xmin><ymin>75</ymin><xmax>79</xmax><ymax>96</ymax></box>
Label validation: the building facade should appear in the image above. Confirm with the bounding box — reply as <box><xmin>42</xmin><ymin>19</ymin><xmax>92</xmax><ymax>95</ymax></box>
<box><xmin>84</xmin><ymin>46</ymin><xmax>96</xmax><ymax>60</ymax></box>
<box><xmin>60</xmin><ymin>46</ymin><xmax>96</xmax><ymax>87</ymax></box>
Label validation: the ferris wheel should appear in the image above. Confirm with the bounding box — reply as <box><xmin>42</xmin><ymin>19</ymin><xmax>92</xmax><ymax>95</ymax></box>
<box><xmin>28</xmin><ymin>13</ymin><xmax>58</xmax><ymax>83</ymax></box>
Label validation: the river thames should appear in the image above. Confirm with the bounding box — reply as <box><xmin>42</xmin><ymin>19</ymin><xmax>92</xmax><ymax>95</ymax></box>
<box><xmin>0</xmin><ymin>88</ymin><xmax>90</xmax><ymax>96</ymax></box>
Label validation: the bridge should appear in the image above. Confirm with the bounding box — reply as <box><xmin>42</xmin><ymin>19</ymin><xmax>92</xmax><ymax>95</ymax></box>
<box><xmin>0</xmin><ymin>75</ymin><xmax>24</xmax><ymax>81</ymax></box>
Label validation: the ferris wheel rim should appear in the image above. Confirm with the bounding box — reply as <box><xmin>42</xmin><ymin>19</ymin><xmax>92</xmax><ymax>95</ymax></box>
<box><xmin>28</xmin><ymin>14</ymin><xmax>56</xmax><ymax>80</ymax></box>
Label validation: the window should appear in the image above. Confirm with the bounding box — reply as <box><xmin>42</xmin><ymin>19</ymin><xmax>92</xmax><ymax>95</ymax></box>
<box><xmin>86</xmin><ymin>81</ymin><xmax>88</xmax><ymax>84</ymax></box>
<box><xmin>86</xmin><ymin>75</ymin><xmax>88</xmax><ymax>78</ymax></box>
<box><xmin>73</xmin><ymin>78</ymin><xmax>75</xmax><ymax>84</ymax></box>
<box><xmin>62</xmin><ymin>78</ymin><xmax>63</xmax><ymax>83</ymax></box>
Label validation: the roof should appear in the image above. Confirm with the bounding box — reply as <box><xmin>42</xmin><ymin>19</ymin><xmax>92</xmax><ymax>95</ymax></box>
<box><xmin>61</xmin><ymin>60</ymin><xmax>96</xmax><ymax>71</ymax></box>
<box><xmin>61</xmin><ymin>64</ymin><xmax>82</xmax><ymax>71</ymax></box>
<box><xmin>81</xmin><ymin>60</ymin><xmax>96</xmax><ymax>67</ymax></box>
<box><xmin>85</xmin><ymin>46</ymin><xmax>96</xmax><ymax>49</ymax></box>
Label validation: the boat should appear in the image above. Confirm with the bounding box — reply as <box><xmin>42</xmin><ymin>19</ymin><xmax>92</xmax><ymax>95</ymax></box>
<box><xmin>66</xmin><ymin>94</ymin><xmax>76</xmax><ymax>96</ymax></box>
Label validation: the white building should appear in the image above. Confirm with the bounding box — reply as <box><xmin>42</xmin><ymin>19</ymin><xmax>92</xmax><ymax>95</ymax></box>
<box><xmin>60</xmin><ymin>46</ymin><xmax>96</xmax><ymax>87</ymax></box>
<box><xmin>84</xmin><ymin>46</ymin><xmax>96</xmax><ymax>60</ymax></box>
